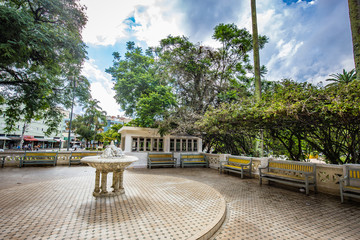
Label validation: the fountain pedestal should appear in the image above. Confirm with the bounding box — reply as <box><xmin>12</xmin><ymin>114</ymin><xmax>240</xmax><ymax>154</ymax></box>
<box><xmin>81</xmin><ymin>156</ymin><xmax>138</xmax><ymax>197</ymax></box>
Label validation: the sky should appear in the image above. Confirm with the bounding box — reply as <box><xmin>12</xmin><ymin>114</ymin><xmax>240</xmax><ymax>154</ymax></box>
<box><xmin>79</xmin><ymin>0</ymin><xmax>354</xmax><ymax>116</ymax></box>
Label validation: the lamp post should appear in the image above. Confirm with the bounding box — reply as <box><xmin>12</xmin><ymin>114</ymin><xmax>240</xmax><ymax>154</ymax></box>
<box><xmin>67</xmin><ymin>78</ymin><xmax>76</xmax><ymax>151</ymax></box>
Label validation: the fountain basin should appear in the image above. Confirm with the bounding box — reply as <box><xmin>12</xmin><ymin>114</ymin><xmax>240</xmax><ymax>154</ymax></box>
<box><xmin>81</xmin><ymin>155</ymin><xmax>138</xmax><ymax>197</ymax></box>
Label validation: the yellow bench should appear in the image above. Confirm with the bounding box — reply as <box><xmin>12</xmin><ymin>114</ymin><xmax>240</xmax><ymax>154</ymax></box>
<box><xmin>340</xmin><ymin>164</ymin><xmax>360</xmax><ymax>203</ymax></box>
<box><xmin>69</xmin><ymin>151</ymin><xmax>99</xmax><ymax>166</ymax></box>
<box><xmin>259</xmin><ymin>159</ymin><xmax>317</xmax><ymax>195</ymax></box>
<box><xmin>180</xmin><ymin>153</ymin><xmax>208</xmax><ymax>168</ymax></box>
<box><xmin>147</xmin><ymin>152</ymin><xmax>176</xmax><ymax>169</ymax></box>
<box><xmin>21</xmin><ymin>151</ymin><xmax>58</xmax><ymax>168</ymax></box>
<box><xmin>220</xmin><ymin>155</ymin><xmax>252</xmax><ymax>179</ymax></box>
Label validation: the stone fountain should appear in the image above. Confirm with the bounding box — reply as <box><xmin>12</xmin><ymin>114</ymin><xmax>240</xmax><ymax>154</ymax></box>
<box><xmin>81</xmin><ymin>141</ymin><xmax>138</xmax><ymax>197</ymax></box>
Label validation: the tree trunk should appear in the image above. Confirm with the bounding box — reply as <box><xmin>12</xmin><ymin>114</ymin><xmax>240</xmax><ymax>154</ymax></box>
<box><xmin>251</xmin><ymin>0</ymin><xmax>261</xmax><ymax>101</ymax></box>
<box><xmin>19</xmin><ymin>123</ymin><xmax>28</xmax><ymax>149</ymax></box>
<box><xmin>251</xmin><ymin>0</ymin><xmax>263</xmax><ymax>156</ymax></box>
<box><xmin>348</xmin><ymin>0</ymin><xmax>360</xmax><ymax>79</ymax></box>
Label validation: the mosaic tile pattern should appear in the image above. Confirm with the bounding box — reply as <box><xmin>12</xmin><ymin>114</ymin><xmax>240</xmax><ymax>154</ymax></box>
<box><xmin>1</xmin><ymin>167</ymin><xmax>360</xmax><ymax>240</ymax></box>
<box><xmin>134</xmin><ymin>168</ymin><xmax>360</xmax><ymax>240</ymax></box>
<box><xmin>0</xmin><ymin>167</ymin><xmax>225</xmax><ymax>240</ymax></box>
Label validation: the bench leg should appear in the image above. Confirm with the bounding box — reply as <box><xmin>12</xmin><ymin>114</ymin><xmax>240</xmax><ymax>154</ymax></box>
<box><xmin>340</xmin><ymin>182</ymin><xmax>344</xmax><ymax>203</ymax></box>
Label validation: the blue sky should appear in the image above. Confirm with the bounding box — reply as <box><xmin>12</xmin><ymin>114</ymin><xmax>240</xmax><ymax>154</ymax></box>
<box><xmin>79</xmin><ymin>0</ymin><xmax>354</xmax><ymax>116</ymax></box>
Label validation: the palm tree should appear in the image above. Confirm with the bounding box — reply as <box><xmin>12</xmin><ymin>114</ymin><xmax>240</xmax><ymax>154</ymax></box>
<box><xmin>326</xmin><ymin>69</ymin><xmax>356</xmax><ymax>87</ymax></box>
<box><xmin>348</xmin><ymin>0</ymin><xmax>360</xmax><ymax>80</ymax></box>
<box><xmin>251</xmin><ymin>0</ymin><xmax>261</xmax><ymax>101</ymax></box>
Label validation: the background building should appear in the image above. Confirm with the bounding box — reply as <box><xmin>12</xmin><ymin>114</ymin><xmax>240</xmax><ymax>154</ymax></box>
<box><xmin>0</xmin><ymin>107</ymin><xmax>64</xmax><ymax>150</ymax></box>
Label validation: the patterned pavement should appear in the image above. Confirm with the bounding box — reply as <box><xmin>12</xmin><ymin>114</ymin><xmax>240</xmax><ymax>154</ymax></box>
<box><xmin>1</xmin><ymin>166</ymin><xmax>360</xmax><ymax>240</ymax></box>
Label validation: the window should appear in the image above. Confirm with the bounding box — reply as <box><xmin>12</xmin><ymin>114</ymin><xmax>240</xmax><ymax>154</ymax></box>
<box><xmin>193</xmin><ymin>139</ymin><xmax>198</xmax><ymax>151</ymax></box>
<box><xmin>146</xmin><ymin>138</ymin><xmax>151</xmax><ymax>151</ymax></box>
<box><xmin>175</xmin><ymin>139</ymin><xmax>181</xmax><ymax>152</ymax></box>
<box><xmin>188</xmin><ymin>140</ymin><xmax>192</xmax><ymax>152</ymax></box>
<box><xmin>132</xmin><ymin>137</ymin><xmax>164</xmax><ymax>152</ymax></box>
<box><xmin>182</xmin><ymin>140</ymin><xmax>187</xmax><ymax>152</ymax></box>
<box><xmin>153</xmin><ymin>138</ymin><xmax>158</xmax><ymax>151</ymax></box>
<box><xmin>170</xmin><ymin>138</ymin><xmax>199</xmax><ymax>152</ymax></box>
<box><xmin>170</xmin><ymin>139</ymin><xmax>175</xmax><ymax>151</ymax></box>
<box><xmin>139</xmin><ymin>138</ymin><xmax>145</xmax><ymax>151</ymax></box>
<box><xmin>132</xmin><ymin>138</ymin><xmax>138</xmax><ymax>151</ymax></box>
<box><xmin>159</xmin><ymin>139</ymin><xmax>164</xmax><ymax>151</ymax></box>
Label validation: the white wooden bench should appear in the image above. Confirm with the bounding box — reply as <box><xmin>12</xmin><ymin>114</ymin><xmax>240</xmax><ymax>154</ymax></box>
<box><xmin>69</xmin><ymin>151</ymin><xmax>99</xmax><ymax>166</ymax></box>
<box><xmin>147</xmin><ymin>152</ymin><xmax>176</xmax><ymax>169</ymax></box>
<box><xmin>340</xmin><ymin>164</ymin><xmax>360</xmax><ymax>203</ymax></box>
<box><xmin>20</xmin><ymin>151</ymin><xmax>58</xmax><ymax>168</ymax></box>
<box><xmin>220</xmin><ymin>155</ymin><xmax>252</xmax><ymax>179</ymax></box>
<box><xmin>259</xmin><ymin>159</ymin><xmax>317</xmax><ymax>195</ymax></box>
<box><xmin>179</xmin><ymin>153</ymin><xmax>208</xmax><ymax>168</ymax></box>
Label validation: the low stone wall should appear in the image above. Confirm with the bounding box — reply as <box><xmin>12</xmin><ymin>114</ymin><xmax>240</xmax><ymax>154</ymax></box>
<box><xmin>205</xmin><ymin>153</ymin><xmax>343</xmax><ymax>195</ymax></box>
<box><xmin>1</xmin><ymin>151</ymin><xmax>344</xmax><ymax>196</ymax></box>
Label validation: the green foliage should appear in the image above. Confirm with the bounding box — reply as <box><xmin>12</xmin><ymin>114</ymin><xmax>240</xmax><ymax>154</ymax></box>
<box><xmin>326</xmin><ymin>69</ymin><xmax>356</xmax><ymax>87</ymax></box>
<box><xmin>0</xmin><ymin>0</ymin><xmax>89</xmax><ymax>134</ymax></box>
<box><xmin>106</xmin><ymin>42</ymin><xmax>160</xmax><ymax>117</ymax></box>
<box><xmin>199</xmin><ymin>79</ymin><xmax>360</xmax><ymax>163</ymax></box>
<box><xmin>72</xmin><ymin>99</ymin><xmax>107</xmax><ymax>144</ymax></box>
<box><xmin>98</xmin><ymin>123</ymin><xmax>123</xmax><ymax>144</ymax></box>
<box><xmin>135</xmin><ymin>86</ymin><xmax>177</xmax><ymax>127</ymax></box>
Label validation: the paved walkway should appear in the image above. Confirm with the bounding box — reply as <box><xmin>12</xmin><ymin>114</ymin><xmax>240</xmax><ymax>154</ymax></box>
<box><xmin>1</xmin><ymin>166</ymin><xmax>360</xmax><ymax>239</ymax></box>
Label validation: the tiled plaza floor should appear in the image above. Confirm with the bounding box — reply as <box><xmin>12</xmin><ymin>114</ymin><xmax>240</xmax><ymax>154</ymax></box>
<box><xmin>1</xmin><ymin>166</ymin><xmax>360</xmax><ymax>240</ymax></box>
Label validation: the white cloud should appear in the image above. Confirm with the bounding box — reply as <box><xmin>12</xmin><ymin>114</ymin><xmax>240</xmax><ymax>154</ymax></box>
<box><xmin>82</xmin><ymin>60</ymin><xmax>123</xmax><ymax>116</ymax></box>
<box><xmin>80</xmin><ymin>0</ymin><xmax>185</xmax><ymax>47</ymax></box>
<box><xmin>80</xmin><ymin>0</ymin><xmax>354</xmax><ymax>101</ymax></box>
<box><xmin>131</xmin><ymin>1</ymin><xmax>185</xmax><ymax>46</ymax></box>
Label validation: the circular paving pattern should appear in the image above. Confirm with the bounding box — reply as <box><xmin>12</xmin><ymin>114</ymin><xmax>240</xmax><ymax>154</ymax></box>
<box><xmin>0</xmin><ymin>170</ymin><xmax>226</xmax><ymax>240</ymax></box>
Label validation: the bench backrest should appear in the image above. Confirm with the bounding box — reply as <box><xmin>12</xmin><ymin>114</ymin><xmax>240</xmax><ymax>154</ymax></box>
<box><xmin>180</xmin><ymin>153</ymin><xmax>205</xmax><ymax>160</ymax></box>
<box><xmin>344</xmin><ymin>164</ymin><xmax>360</xmax><ymax>185</ymax></box>
<box><xmin>24</xmin><ymin>151</ymin><xmax>58</xmax><ymax>159</ymax></box>
<box><xmin>268</xmin><ymin>160</ymin><xmax>315</xmax><ymax>174</ymax></box>
<box><xmin>70</xmin><ymin>152</ymin><xmax>98</xmax><ymax>158</ymax></box>
<box><xmin>227</xmin><ymin>155</ymin><xmax>252</xmax><ymax>165</ymax></box>
<box><xmin>148</xmin><ymin>152</ymin><xmax>173</xmax><ymax>160</ymax></box>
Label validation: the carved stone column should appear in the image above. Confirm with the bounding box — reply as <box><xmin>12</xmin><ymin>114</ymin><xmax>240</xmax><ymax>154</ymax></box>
<box><xmin>100</xmin><ymin>171</ymin><xmax>108</xmax><ymax>194</ymax></box>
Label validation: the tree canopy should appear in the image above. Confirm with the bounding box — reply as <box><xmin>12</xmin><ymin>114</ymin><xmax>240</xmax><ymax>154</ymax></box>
<box><xmin>107</xmin><ymin>23</ymin><xmax>267</xmax><ymax>133</ymax></box>
<box><xmin>0</xmin><ymin>0</ymin><xmax>90</xmax><ymax>135</ymax></box>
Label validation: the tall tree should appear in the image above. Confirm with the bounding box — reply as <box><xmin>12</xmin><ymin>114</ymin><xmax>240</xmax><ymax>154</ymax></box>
<box><xmin>251</xmin><ymin>0</ymin><xmax>261</xmax><ymax>101</ymax></box>
<box><xmin>107</xmin><ymin>42</ymin><xmax>176</xmax><ymax>127</ymax></box>
<box><xmin>72</xmin><ymin>99</ymin><xmax>107</xmax><ymax>147</ymax></box>
<box><xmin>348</xmin><ymin>0</ymin><xmax>360</xmax><ymax>79</ymax></box>
<box><xmin>0</xmin><ymin>0</ymin><xmax>89</xmax><ymax>134</ymax></box>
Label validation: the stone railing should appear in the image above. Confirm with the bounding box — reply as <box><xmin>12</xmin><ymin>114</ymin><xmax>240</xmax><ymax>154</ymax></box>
<box><xmin>204</xmin><ymin>153</ymin><xmax>343</xmax><ymax>195</ymax></box>
<box><xmin>1</xmin><ymin>151</ymin><xmax>344</xmax><ymax>195</ymax></box>
<box><xmin>1</xmin><ymin>151</ymin><xmax>102</xmax><ymax>167</ymax></box>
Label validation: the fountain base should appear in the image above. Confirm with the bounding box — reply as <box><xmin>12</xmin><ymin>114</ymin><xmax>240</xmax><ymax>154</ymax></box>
<box><xmin>81</xmin><ymin>156</ymin><xmax>138</xmax><ymax>198</ymax></box>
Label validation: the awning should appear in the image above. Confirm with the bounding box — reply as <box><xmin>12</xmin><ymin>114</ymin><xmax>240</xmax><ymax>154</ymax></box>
<box><xmin>35</xmin><ymin>138</ymin><xmax>55</xmax><ymax>142</ymax></box>
<box><xmin>9</xmin><ymin>137</ymin><xmax>21</xmax><ymax>140</ymax></box>
<box><xmin>0</xmin><ymin>136</ymin><xmax>11</xmax><ymax>140</ymax></box>
<box><xmin>24</xmin><ymin>137</ymin><xmax>38</xmax><ymax>141</ymax></box>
